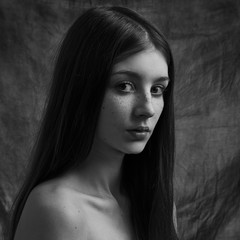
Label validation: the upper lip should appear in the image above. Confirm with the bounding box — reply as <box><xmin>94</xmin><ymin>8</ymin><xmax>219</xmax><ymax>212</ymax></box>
<box><xmin>128</xmin><ymin>126</ymin><xmax>150</xmax><ymax>132</ymax></box>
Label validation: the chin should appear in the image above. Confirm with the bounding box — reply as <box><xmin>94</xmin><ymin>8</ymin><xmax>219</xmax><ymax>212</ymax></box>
<box><xmin>122</xmin><ymin>142</ymin><xmax>147</xmax><ymax>154</ymax></box>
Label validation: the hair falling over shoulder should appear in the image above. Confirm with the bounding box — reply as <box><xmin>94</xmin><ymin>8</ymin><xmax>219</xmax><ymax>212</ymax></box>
<box><xmin>8</xmin><ymin>6</ymin><xmax>178</xmax><ymax>240</ymax></box>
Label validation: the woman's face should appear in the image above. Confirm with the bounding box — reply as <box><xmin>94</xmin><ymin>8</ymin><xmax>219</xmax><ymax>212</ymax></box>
<box><xmin>95</xmin><ymin>48</ymin><xmax>169</xmax><ymax>155</ymax></box>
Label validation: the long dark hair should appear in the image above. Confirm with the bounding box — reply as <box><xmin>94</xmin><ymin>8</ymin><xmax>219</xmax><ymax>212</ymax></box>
<box><xmin>9</xmin><ymin>6</ymin><xmax>177</xmax><ymax>240</ymax></box>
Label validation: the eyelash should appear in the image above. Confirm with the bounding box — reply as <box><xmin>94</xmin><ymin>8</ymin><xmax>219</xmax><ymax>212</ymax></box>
<box><xmin>116</xmin><ymin>81</ymin><xmax>135</xmax><ymax>92</ymax></box>
<box><xmin>116</xmin><ymin>81</ymin><xmax>167</xmax><ymax>96</ymax></box>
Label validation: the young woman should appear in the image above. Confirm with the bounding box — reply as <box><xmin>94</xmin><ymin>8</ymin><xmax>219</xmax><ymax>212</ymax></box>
<box><xmin>9</xmin><ymin>6</ymin><xmax>178</xmax><ymax>240</ymax></box>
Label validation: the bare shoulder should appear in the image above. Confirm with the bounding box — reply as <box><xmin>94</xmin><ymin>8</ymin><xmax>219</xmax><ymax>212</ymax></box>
<box><xmin>14</xmin><ymin>180</ymin><xmax>87</xmax><ymax>240</ymax></box>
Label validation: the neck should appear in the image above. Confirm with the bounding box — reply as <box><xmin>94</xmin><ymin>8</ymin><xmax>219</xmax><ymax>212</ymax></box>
<box><xmin>71</xmin><ymin>137</ymin><xmax>125</xmax><ymax>200</ymax></box>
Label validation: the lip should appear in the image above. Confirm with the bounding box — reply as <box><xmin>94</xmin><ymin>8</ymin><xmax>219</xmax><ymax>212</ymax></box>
<box><xmin>127</xmin><ymin>126</ymin><xmax>151</xmax><ymax>132</ymax></box>
<box><xmin>127</xmin><ymin>126</ymin><xmax>151</xmax><ymax>140</ymax></box>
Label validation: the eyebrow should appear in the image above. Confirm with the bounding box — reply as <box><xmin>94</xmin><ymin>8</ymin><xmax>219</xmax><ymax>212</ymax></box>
<box><xmin>111</xmin><ymin>70</ymin><xmax>170</xmax><ymax>83</ymax></box>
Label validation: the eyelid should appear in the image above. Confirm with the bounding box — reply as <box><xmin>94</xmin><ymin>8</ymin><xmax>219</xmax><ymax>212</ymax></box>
<box><xmin>151</xmin><ymin>84</ymin><xmax>168</xmax><ymax>96</ymax></box>
<box><xmin>158</xmin><ymin>82</ymin><xmax>168</xmax><ymax>91</ymax></box>
<box><xmin>115</xmin><ymin>80</ymin><xmax>135</xmax><ymax>92</ymax></box>
<box><xmin>121</xmin><ymin>80</ymin><xmax>134</xmax><ymax>86</ymax></box>
<box><xmin>113</xmin><ymin>80</ymin><xmax>169</xmax><ymax>95</ymax></box>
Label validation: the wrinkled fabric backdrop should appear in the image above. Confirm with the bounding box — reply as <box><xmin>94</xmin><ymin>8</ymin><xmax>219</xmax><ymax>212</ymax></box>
<box><xmin>0</xmin><ymin>0</ymin><xmax>239</xmax><ymax>239</ymax></box>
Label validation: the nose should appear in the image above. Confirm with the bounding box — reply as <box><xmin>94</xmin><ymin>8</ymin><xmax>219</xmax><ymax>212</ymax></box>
<box><xmin>134</xmin><ymin>93</ymin><xmax>155</xmax><ymax>118</ymax></box>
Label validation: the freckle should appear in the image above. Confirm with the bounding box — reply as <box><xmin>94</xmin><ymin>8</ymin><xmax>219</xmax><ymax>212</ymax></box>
<box><xmin>78</xmin><ymin>210</ymin><xmax>80</xmax><ymax>213</ymax></box>
<box><xmin>75</xmin><ymin>226</ymin><xmax>78</xmax><ymax>229</ymax></box>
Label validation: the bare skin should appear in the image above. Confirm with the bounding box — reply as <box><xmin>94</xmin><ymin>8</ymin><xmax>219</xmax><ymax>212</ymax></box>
<box><xmin>14</xmin><ymin>48</ymin><xmax>170</xmax><ymax>240</ymax></box>
<box><xmin>14</xmin><ymin>175</ymin><xmax>134</xmax><ymax>240</ymax></box>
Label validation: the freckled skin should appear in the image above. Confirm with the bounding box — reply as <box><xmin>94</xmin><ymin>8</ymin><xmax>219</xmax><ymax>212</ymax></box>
<box><xmin>14</xmin><ymin>49</ymin><xmax>169</xmax><ymax>240</ymax></box>
<box><xmin>94</xmin><ymin>48</ymin><xmax>169</xmax><ymax>154</ymax></box>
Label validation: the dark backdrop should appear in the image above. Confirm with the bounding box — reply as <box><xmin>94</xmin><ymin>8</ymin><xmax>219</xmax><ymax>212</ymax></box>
<box><xmin>0</xmin><ymin>0</ymin><xmax>239</xmax><ymax>239</ymax></box>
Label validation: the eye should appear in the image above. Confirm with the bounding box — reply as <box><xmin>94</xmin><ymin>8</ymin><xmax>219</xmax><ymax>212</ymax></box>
<box><xmin>151</xmin><ymin>85</ymin><xmax>166</xmax><ymax>96</ymax></box>
<box><xmin>116</xmin><ymin>81</ymin><xmax>135</xmax><ymax>93</ymax></box>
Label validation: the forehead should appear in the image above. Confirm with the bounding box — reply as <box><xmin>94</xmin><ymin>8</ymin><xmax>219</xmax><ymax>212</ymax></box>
<box><xmin>112</xmin><ymin>48</ymin><xmax>168</xmax><ymax>79</ymax></box>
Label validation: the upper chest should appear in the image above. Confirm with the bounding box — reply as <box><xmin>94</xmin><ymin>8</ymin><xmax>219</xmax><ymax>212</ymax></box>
<box><xmin>75</xmin><ymin>194</ymin><xmax>135</xmax><ymax>240</ymax></box>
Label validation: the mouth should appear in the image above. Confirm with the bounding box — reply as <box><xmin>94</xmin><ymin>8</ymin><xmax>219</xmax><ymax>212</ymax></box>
<box><xmin>127</xmin><ymin>126</ymin><xmax>151</xmax><ymax>133</ymax></box>
<box><xmin>127</xmin><ymin>126</ymin><xmax>151</xmax><ymax>140</ymax></box>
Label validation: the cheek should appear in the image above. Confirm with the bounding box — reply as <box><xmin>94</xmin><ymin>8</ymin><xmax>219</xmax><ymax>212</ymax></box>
<box><xmin>152</xmin><ymin>99</ymin><xmax>164</xmax><ymax>123</ymax></box>
<box><xmin>155</xmin><ymin>98</ymin><xmax>164</xmax><ymax>115</ymax></box>
<box><xmin>100</xmin><ymin>94</ymin><xmax>130</xmax><ymax>123</ymax></box>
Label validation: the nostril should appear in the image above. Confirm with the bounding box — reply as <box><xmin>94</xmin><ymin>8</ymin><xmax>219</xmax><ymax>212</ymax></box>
<box><xmin>133</xmin><ymin>92</ymin><xmax>156</xmax><ymax>118</ymax></box>
<box><xmin>134</xmin><ymin>103</ymin><xmax>155</xmax><ymax>118</ymax></box>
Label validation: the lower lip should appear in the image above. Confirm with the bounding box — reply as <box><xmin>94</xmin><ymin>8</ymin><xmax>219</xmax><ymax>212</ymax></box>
<box><xmin>127</xmin><ymin>130</ymin><xmax>149</xmax><ymax>140</ymax></box>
